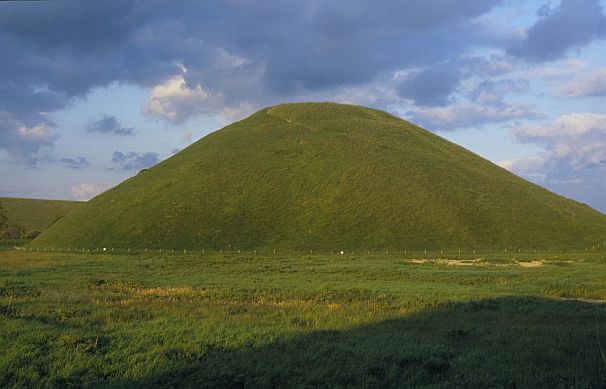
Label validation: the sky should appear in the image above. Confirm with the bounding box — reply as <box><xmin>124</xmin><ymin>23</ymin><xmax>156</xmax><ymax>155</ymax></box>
<box><xmin>1</xmin><ymin>0</ymin><xmax>606</xmax><ymax>213</ymax></box>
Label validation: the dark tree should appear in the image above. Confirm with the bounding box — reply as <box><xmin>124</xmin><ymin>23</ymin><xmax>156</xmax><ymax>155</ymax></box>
<box><xmin>0</xmin><ymin>201</ymin><xmax>7</xmax><ymax>230</ymax></box>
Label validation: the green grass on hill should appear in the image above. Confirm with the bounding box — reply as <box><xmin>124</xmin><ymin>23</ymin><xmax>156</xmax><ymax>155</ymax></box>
<box><xmin>0</xmin><ymin>197</ymin><xmax>81</xmax><ymax>238</ymax></box>
<box><xmin>1</xmin><ymin>250</ymin><xmax>606</xmax><ymax>387</ymax></box>
<box><xmin>32</xmin><ymin>102</ymin><xmax>606</xmax><ymax>251</ymax></box>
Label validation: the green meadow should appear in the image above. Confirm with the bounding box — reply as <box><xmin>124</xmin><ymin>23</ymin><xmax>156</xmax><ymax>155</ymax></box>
<box><xmin>2</xmin><ymin>249</ymin><xmax>606</xmax><ymax>387</ymax></box>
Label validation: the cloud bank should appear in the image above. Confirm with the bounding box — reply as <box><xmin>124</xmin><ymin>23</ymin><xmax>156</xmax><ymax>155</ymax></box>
<box><xmin>2</xmin><ymin>0</ymin><xmax>606</xmax><ymax>211</ymax></box>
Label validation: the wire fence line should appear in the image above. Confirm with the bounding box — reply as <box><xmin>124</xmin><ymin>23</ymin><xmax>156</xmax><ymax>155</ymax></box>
<box><xmin>13</xmin><ymin>241</ymin><xmax>606</xmax><ymax>257</ymax></box>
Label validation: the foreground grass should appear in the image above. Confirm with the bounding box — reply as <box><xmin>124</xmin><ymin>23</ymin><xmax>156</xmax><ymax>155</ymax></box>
<box><xmin>1</xmin><ymin>251</ymin><xmax>606</xmax><ymax>387</ymax></box>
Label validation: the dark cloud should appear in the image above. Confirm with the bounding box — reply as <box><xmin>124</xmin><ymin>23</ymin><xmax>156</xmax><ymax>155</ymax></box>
<box><xmin>0</xmin><ymin>0</ymin><xmax>512</xmax><ymax>162</ymax></box>
<box><xmin>257</xmin><ymin>1</ymin><xmax>501</xmax><ymax>93</ymax></box>
<box><xmin>112</xmin><ymin>151</ymin><xmax>159</xmax><ymax>170</ymax></box>
<box><xmin>87</xmin><ymin>115</ymin><xmax>134</xmax><ymax>136</ymax></box>
<box><xmin>0</xmin><ymin>1</ymin><xmax>139</xmax><ymax>163</ymax></box>
<box><xmin>406</xmin><ymin>77</ymin><xmax>537</xmax><ymax>131</ymax></box>
<box><xmin>0</xmin><ymin>1</ymin><xmax>135</xmax><ymax>52</ymax></box>
<box><xmin>398</xmin><ymin>61</ymin><xmax>462</xmax><ymax>106</ymax></box>
<box><xmin>0</xmin><ymin>1</ymin><xmax>505</xmax><ymax>123</ymax></box>
<box><xmin>60</xmin><ymin>157</ymin><xmax>90</xmax><ymax>170</ymax></box>
<box><xmin>508</xmin><ymin>0</ymin><xmax>606</xmax><ymax>61</ymax></box>
<box><xmin>0</xmin><ymin>1</ymin><xmax>138</xmax><ymax>100</ymax></box>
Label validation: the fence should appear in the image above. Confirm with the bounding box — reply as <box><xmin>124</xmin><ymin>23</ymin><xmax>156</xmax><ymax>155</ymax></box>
<box><xmin>13</xmin><ymin>241</ymin><xmax>606</xmax><ymax>258</ymax></box>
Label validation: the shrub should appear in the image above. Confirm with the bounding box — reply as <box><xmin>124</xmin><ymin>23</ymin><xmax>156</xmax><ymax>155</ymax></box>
<box><xmin>0</xmin><ymin>225</ymin><xmax>26</xmax><ymax>239</ymax></box>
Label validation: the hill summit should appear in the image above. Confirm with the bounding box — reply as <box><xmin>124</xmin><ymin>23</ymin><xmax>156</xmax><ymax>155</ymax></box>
<box><xmin>32</xmin><ymin>103</ymin><xmax>606</xmax><ymax>251</ymax></box>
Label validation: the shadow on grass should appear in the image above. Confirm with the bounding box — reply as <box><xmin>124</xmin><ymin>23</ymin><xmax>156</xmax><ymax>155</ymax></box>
<box><xmin>110</xmin><ymin>296</ymin><xmax>606</xmax><ymax>388</ymax></box>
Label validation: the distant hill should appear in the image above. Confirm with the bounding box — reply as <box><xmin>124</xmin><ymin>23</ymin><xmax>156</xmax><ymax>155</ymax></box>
<box><xmin>0</xmin><ymin>197</ymin><xmax>82</xmax><ymax>238</ymax></box>
<box><xmin>32</xmin><ymin>102</ymin><xmax>606</xmax><ymax>251</ymax></box>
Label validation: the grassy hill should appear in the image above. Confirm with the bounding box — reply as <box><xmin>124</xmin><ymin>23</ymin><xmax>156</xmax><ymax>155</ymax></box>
<box><xmin>0</xmin><ymin>197</ymin><xmax>82</xmax><ymax>238</ymax></box>
<box><xmin>31</xmin><ymin>102</ymin><xmax>606</xmax><ymax>251</ymax></box>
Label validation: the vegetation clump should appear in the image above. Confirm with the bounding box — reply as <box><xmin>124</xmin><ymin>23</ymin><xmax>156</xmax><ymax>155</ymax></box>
<box><xmin>0</xmin><ymin>201</ymin><xmax>7</xmax><ymax>230</ymax></box>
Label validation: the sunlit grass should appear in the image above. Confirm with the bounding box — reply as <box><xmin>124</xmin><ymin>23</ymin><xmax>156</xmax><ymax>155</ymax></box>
<box><xmin>1</xmin><ymin>250</ymin><xmax>606</xmax><ymax>386</ymax></box>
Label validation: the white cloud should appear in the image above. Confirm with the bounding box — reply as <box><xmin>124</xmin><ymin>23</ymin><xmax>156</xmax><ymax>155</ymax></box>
<box><xmin>512</xmin><ymin>113</ymin><xmax>606</xmax><ymax>139</ymax></box>
<box><xmin>499</xmin><ymin>155</ymin><xmax>545</xmax><ymax>172</ymax></box>
<box><xmin>510</xmin><ymin>113</ymin><xmax>606</xmax><ymax>170</ymax></box>
<box><xmin>498</xmin><ymin>156</ymin><xmax>548</xmax><ymax>182</ymax></box>
<box><xmin>555</xmin><ymin>69</ymin><xmax>606</xmax><ymax>97</ymax></box>
<box><xmin>521</xmin><ymin>59</ymin><xmax>587</xmax><ymax>79</ymax></box>
<box><xmin>408</xmin><ymin>101</ymin><xmax>538</xmax><ymax>131</ymax></box>
<box><xmin>141</xmin><ymin>75</ymin><xmax>253</xmax><ymax>124</ymax></box>
<box><xmin>498</xmin><ymin>153</ymin><xmax>606</xmax><ymax>213</ymax></box>
<box><xmin>17</xmin><ymin>123</ymin><xmax>55</xmax><ymax>140</ymax></box>
<box><xmin>499</xmin><ymin>113</ymin><xmax>606</xmax><ymax>206</ymax></box>
<box><xmin>70</xmin><ymin>183</ymin><xmax>110</xmax><ymax>201</ymax></box>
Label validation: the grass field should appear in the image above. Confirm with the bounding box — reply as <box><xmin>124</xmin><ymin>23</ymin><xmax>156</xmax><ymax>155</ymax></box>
<box><xmin>2</xmin><ymin>249</ymin><xmax>606</xmax><ymax>387</ymax></box>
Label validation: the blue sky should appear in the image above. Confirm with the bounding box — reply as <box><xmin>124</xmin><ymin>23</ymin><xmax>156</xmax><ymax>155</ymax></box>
<box><xmin>2</xmin><ymin>0</ymin><xmax>606</xmax><ymax>213</ymax></box>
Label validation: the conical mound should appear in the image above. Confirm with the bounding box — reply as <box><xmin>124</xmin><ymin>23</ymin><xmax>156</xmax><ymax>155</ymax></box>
<box><xmin>32</xmin><ymin>103</ymin><xmax>606</xmax><ymax>251</ymax></box>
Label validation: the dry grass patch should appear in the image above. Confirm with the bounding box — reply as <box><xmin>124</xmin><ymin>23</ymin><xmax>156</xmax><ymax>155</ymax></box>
<box><xmin>408</xmin><ymin>258</ymin><xmax>484</xmax><ymax>266</ymax></box>
<box><xmin>516</xmin><ymin>260</ymin><xmax>543</xmax><ymax>268</ymax></box>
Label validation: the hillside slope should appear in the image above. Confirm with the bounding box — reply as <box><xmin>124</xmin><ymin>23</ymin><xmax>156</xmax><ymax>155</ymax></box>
<box><xmin>32</xmin><ymin>103</ymin><xmax>606</xmax><ymax>250</ymax></box>
<box><xmin>0</xmin><ymin>197</ymin><xmax>82</xmax><ymax>235</ymax></box>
